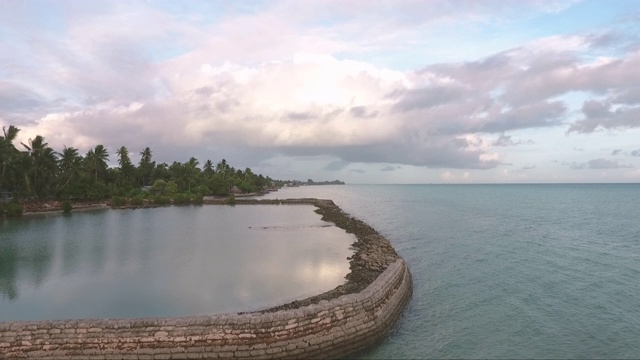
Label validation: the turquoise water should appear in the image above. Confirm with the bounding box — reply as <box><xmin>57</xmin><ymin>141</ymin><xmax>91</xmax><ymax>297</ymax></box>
<box><xmin>0</xmin><ymin>205</ymin><xmax>354</xmax><ymax>321</ymax></box>
<box><xmin>262</xmin><ymin>184</ymin><xmax>640</xmax><ymax>359</ymax></box>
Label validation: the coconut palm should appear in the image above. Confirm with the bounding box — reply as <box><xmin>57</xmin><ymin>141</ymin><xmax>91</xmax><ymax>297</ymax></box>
<box><xmin>203</xmin><ymin>159</ymin><xmax>214</xmax><ymax>176</ymax></box>
<box><xmin>138</xmin><ymin>147</ymin><xmax>154</xmax><ymax>186</ymax></box>
<box><xmin>116</xmin><ymin>146</ymin><xmax>135</xmax><ymax>187</ymax></box>
<box><xmin>0</xmin><ymin>126</ymin><xmax>21</xmax><ymax>190</ymax></box>
<box><xmin>56</xmin><ymin>146</ymin><xmax>83</xmax><ymax>195</ymax></box>
<box><xmin>216</xmin><ymin>159</ymin><xmax>230</xmax><ymax>180</ymax></box>
<box><xmin>21</xmin><ymin>135</ymin><xmax>58</xmax><ymax>198</ymax></box>
<box><xmin>85</xmin><ymin>144</ymin><xmax>109</xmax><ymax>181</ymax></box>
<box><xmin>116</xmin><ymin>146</ymin><xmax>132</xmax><ymax>169</ymax></box>
<box><xmin>140</xmin><ymin>147</ymin><xmax>152</xmax><ymax>164</ymax></box>
<box><xmin>243</xmin><ymin>167</ymin><xmax>254</xmax><ymax>181</ymax></box>
<box><xmin>184</xmin><ymin>157</ymin><xmax>200</xmax><ymax>192</ymax></box>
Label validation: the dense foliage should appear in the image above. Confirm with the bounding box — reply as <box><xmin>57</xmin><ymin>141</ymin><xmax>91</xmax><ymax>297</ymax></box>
<box><xmin>0</xmin><ymin>125</ymin><xmax>275</xmax><ymax>202</ymax></box>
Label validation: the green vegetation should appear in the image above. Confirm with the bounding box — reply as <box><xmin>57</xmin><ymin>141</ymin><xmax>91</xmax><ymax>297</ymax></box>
<box><xmin>111</xmin><ymin>196</ymin><xmax>126</xmax><ymax>207</ymax></box>
<box><xmin>130</xmin><ymin>196</ymin><xmax>144</xmax><ymax>207</ymax></box>
<box><xmin>227</xmin><ymin>194</ymin><xmax>236</xmax><ymax>205</ymax></box>
<box><xmin>62</xmin><ymin>200</ymin><xmax>72</xmax><ymax>214</ymax></box>
<box><xmin>0</xmin><ymin>125</ymin><xmax>277</xmax><ymax>205</ymax></box>
<box><xmin>151</xmin><ymin>195</ymin><xmax>170</xmax><ymax>206</ymax></box>
<box><xmin>5</xmin><ymin>203</ymin><xmax>23</xmax><ymax>217</ymax></box>
<box><xmin>306</xmin><ymin>179</ymin><xmax>345</xmax><ymax>185</ymax></box>
<box><xmin>173</xmin><ymin>193</ymin><xmax>191</xmax><ymax>205</ymax></box>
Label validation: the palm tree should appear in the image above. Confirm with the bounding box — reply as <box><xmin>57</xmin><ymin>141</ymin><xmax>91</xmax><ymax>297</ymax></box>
<box><xmin>1</xmin><ymin>126</ymin><xmax>21</xmax><ymax>188</ymax></box>
<box><xmin>203</xmin><ymin>159</ymin><xmax>214</xmax><ymax>176</ymax></box>
<box><xmin>138</xmin><ymin>147</ymin><xmax>154</xmax><ymax>186</ymax></box>
<box><xmin>140</xmin><ymin>147</ymin><xmax>152</xmax><ymax>164</ymax></box>
<box><xmin>94</xmin><ymin>145</ymin><xmax>109</xmax><ymax>179</ymax></box>
<box><xmin>116</xmin><ymin>146</ymin><xmax>132</xmax><ymax>169</ymax></box>
<box><xmin>216</xmin><ymin>159</ymin><xmax>229</xmax><ymax>180</ymax></box>
<box><xmin>86</xmin><ymin>145</ymin><xmax>109</xmax><ymax>181</ymax></box>
<box><xmin>184</xmin><ymin>157</ymin><xmax>200</xmax><ymax>192</ymax></box>
<box><xmin>56</xmin><ymin>146</ymin><xmax>83</xmax><ymax>195</ymax></box>
<box><xmin>21</xmin><ymin>135</ymin><xmax>58</xmax><ymax>198</ymax></box>
<box><xmin>244</xmin><ymin>167</ymin><xmax>254</xmax><ymax>181</ymax></box>
<box><xmin>116</xmin><ymin>146</ymin><xmax>134</xmax><ymax>187</ymax></box>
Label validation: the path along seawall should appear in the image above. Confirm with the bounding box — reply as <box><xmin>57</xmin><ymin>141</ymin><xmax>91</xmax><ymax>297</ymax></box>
<box><xmin>0</xmin><ymin>198</ymin><xmax>413</xmax><ymax>359</ymax></box>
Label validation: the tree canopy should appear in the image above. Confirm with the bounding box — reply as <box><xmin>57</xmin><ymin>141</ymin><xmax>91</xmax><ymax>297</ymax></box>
<box><xmin>0</xmin><ymin>125</ymin><xmax>275</xmax><ymax>201</ymax></box>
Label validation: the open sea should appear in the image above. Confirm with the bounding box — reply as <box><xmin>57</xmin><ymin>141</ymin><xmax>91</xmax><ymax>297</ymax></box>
<box><xmin>261</xmin><ymin>184</ymin><xmax>640</xmax><ymax>359</ymax></box>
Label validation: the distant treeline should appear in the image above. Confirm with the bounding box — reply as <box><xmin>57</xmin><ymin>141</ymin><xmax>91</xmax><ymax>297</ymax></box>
<box><xmin>307</xmin><ymin>179</ymin><xmax>345</xmax><ymax>185</ymax></box>
<box><xmin>278</xmin><ymin>179</ymin><xmax>345</xmax><ymax>186</ymax></box>
<box><xmin>0</xmin><ymin>125</ymin><xmax>276</xmax><ymax>201</ymax></box>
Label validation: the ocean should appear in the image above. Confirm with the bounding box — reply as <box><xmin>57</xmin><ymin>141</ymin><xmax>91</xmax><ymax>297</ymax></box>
<box><xmin>261</xmin><ymin>184</ymin><xmax>640</xmax><ymax>359</ymax></box>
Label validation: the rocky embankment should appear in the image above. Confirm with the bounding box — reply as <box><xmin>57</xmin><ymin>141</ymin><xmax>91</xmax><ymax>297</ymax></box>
<box><xmin>4</xmin><ymin>197</ymin><xmax>411</xmax><ymax>359</ymax></box>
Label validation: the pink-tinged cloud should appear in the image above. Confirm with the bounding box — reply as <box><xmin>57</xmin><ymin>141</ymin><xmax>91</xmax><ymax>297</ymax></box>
<box><xmin>1</xmin><ymin>0</ymin><xmax>640</xmax><ymax>182</ymax></box>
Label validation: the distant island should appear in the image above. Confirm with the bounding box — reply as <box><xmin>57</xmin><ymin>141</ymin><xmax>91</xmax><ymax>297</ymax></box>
<box><xmin>307</xmin><ymin>179</ymin><xmax>345</xmax><ymax>185</ymax></box>
<box><xmin>280</xmin><ymin>179</ymin><xmax>345</xmax><ymax>187</ymax></box>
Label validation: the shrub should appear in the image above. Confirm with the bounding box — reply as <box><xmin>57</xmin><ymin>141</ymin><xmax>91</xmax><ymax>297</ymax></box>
<box><xmin>5</xmin><ymin>203</ymin><xmax>23</xmax><ymax>217</ymax></box>
<box><xmin>62</xmin><ymin>200</ymin><xmax>73</xmax><ymax>214</ymax></box>
<box><xmin>151</xmin><ymin>179</ymin><xmax>167</xmax><ymax>195</ymax></box>
<box><xmin>127</xmin><ymin>188</ymin><xmax>143</xmax><ymax>198</ymax></box>
<box><xmin>193</xmin><ymin>185</ymin><xmax>210</xmax><ymax>196</ymax></box>
<box><xmin>151</xmin><ymin>195</ymin><xmax>170</xmax><ymax>205</ymax></box>
<box><xmin>165</xmin><ymin>181</ymin><xmax>178</xmax><ymax>195</ymax></box>
<box><xmin>131</xmin><ymin>195</ymin><xmax>144</xmax><ymax>207</ymax></box>
<box><xmin>111</xmin><ymin>196</ymin><xmax>127</xmax><ymax>207</ymax></box>
<box><xmin>0</xmin><ymin>203</ymin><xmax>5</xmax><ymax>217</ymax></box>
<box><xmin>227</xmin><ymin>194</ymin><xmax>236</xmax><ymax>205</ymax></box>
<box><xmin>173</xmin><ymin>193</ymin><xmax>191</xmax><ymax>205</ymax></box>
<box><xmin>190</xmin><ymin>194</ymin><xmax>204</xmax><ymax>205</ymax></box>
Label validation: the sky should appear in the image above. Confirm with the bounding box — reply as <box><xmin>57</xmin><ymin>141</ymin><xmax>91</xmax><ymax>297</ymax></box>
<box><xmin>2</xmin><ymin>0</ymin><xmax>640</xmax><ymax>184</ymax></box>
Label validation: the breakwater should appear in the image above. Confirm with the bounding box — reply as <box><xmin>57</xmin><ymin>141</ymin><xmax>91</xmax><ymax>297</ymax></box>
<box><xmin>0</xmin><ymin>199</ymin><xmax>412</xmax><ymax>359</ymax></box>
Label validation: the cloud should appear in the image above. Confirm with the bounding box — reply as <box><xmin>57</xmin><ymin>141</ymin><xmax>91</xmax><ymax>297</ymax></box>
<box><xmin>510</xmin><ymin>164</ymin><xmax>536</xmax><ymax>175</ymax></box>
<box><xmin>631</xmin><ymin>149</ymin><xmax>640</xmax><ymax>157</ymax></box>
<box><xmin>0</xmin><ymin>81</ymin><xmax>47</xmax><ymax>115</ymax></box>
<box><xmin>440</xmin><ymin>170</ymin><xmax>471</xmax><ymax>182</ymax></box>
<box><xmin>588</xmin><ymin>159</ymin><xmax>633</xmax><ymax>169</ymax></box>
<box><xmin>425</xmin><ymin>34</ymin><xmax>640</xmax><ymax>135</ymax></box>
<box><xmin>611</xmin><ymin>149</ymin><xmax>622</xmax><ymax>156</ymax></box>
<box><xmin>566</xmin><ymin>158</ymin><xmax>634</xmax><ymax>170</ymax></box>
<box><xmin>8</xmin><ymin>49</ymin><xmax>511</xmax><ymax>170</ymax></box>
<box><xmin>492</xmin><ymin>134</ymin><xmax>534</xmax><ymax>146</ymax></box>
<box><xmin>349</xmin><ymin>106</ymin><xmax>379</xmax><ymax>118</ymax></box>
<box><xmin>2</xmin><ymin>0</ymin><xmax>640</xmax><ymax>182</ymax></box>
<box><xmin>391</xmin><ymin>84</ymin><xmax>468</xmax><ymax>112</ymax></box>
<box><xmin>324</xmin><ymin>160</ymin><xmax>350</xmax><ymax>171</ymax></box>
<box><xmin>569</xmin><ymin>100</ymin><xmax>640</xmax><ymax>133</ymax></box>
<box><xmin>380</xmin><ymin>165</ymin><xmax>400</xmax><ymax>171</ymax></box>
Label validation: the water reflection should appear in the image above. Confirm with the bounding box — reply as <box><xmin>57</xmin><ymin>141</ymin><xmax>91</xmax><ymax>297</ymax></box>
<box><xmin>0</xmin><ymin>205</ymin><xmax>354</xmax><ymax>322</ymax></box>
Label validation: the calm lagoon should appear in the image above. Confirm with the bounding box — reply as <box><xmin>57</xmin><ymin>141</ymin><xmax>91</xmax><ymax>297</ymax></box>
<box><xmin>0</xmin><ymin>205</ymin><xmax>355</xmax><ymax>322</ymax></box>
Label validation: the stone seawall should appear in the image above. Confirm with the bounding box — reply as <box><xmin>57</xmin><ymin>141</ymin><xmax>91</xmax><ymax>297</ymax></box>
<box><xmin>1</xmin><ymin>199</ymin><xmax>412</xmax><ymax>359</ymax></box>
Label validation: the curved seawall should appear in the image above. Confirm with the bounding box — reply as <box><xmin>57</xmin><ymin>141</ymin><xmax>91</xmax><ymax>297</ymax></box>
<box><xmin>0</xmin><ymin>199</ymin><xmax>412</xmax><ymax>359</ymax></box>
